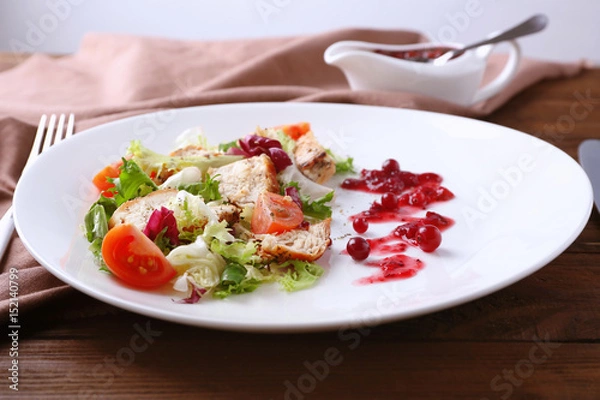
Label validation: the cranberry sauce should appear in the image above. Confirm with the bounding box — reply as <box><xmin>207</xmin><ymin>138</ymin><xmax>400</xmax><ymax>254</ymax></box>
<box><xmin>342</xmin><ymin>159</ymin><xmax>455</xmax><ymax>285</ymax></box>
<box><xmin>374</xmin><ymin>47</ymin><xmax>458</xmax><ymax>62</ymax></box>
<box><xmin>342</xmin><ymin>160</ymin><xmax>454</xmax><ymax>214</ymax></box>
<box><xmin>366</xmin><ymin>212</ymin><xmax>454</xmax><ymax>256</ymax></box>
<box><xmin>358</xmin><ymin>255</ymin><xmax>423</xmax><ymax>285</ymax></box>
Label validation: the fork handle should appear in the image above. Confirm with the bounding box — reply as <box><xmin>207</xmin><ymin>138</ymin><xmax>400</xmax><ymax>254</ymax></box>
<box><xmin>0</xmin><ymin>206</ymin><xmax>15</xmax><ymax>261</ymax></box>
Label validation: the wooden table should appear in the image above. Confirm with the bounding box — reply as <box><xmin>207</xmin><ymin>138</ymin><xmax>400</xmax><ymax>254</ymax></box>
<box><xmin>2</xmin><ymin>58</ymin><xmax>599</xmax><ymax>399</ymax></box>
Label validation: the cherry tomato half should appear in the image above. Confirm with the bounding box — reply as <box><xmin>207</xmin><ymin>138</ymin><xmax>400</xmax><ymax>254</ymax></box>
<box><xmin>101</xmin><ymin>224</ymin><xmax>176</xmax><ymax>289</ymax></box>
<box><xmin>276</xmin><ymin>122</ymin><xmax>311</xmax><ymax>140</ymax></box>
<box><xmin>92</xmin><ymin>160</ymin><xmax>123</xmax><ymax>192</ymax></box>
<box><xmin>251</xmin><ymin>191</ymin><xmax>304</xmax><ymax>234</ymax></box>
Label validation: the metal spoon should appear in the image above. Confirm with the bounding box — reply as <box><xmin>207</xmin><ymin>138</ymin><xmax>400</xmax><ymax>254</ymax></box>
<box><xmin>433</xmin><ymin>14</ymin><xmax>549</xmax><ymax>65</ymax></box>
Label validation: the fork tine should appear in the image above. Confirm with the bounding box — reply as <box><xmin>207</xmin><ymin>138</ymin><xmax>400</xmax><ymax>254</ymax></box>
<box><xmin>27</xmin><ymin>114</ymin><xmax>48</xmax><ymax>165</ymax></box>
<box><xmin>42</xmin><ymin>114</ymin><xmax>57</xmax><ymax>153</ymax></box>
<box><xmin>65</xmin><ymin>113</ymin><xmax>75</xmax><ymax>138</ymax></box>
<box><xmin>54</xmin><ymin>114</ymin><xmax>66</xmax><ymax>144</ymax></box>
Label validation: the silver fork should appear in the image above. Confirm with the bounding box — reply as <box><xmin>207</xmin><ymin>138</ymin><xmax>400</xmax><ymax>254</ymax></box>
<box><xmin>0</xmin><ymin>114</ymin><xmax>75</xmax><ymax>260</ymax></box>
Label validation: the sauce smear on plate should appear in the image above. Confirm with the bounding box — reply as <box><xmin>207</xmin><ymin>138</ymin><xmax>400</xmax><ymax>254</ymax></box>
<box><xmin>342</xmin><ymin>159</ymin><xmax>455</xmax><ymax>284</ymax></box>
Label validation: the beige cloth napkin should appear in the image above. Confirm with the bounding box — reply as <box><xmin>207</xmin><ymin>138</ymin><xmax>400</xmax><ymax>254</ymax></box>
<box><xmin>0</xmin><ymin>28</ymin><xmax>587</xmax><ymax>322</ymax></box>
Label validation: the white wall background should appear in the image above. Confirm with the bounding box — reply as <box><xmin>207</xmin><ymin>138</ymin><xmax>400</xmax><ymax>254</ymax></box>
<box><xmin>0</xmin><ymin>0</ymin><xmax>598</xmax><ymax>63</ymax></box>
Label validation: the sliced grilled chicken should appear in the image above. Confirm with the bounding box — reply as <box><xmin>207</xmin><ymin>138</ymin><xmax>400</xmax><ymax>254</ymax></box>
<box><xmin>108</xmin><ymin>189</ymin><xmax>239</xmax><ymax>230</ymax></box>
<box><xmin>109</xmin><ymin>189</ymin><xmax>177</xmax><ymax>230</ymax></box>
<box><xmin>255</xmin><ymin>219</ymin><xmax>331</xmax><ymax>262</ymax></box>
<box><xmin>210</xmin><ymin>203</ymin><xmax>241</xmax><ymax>226</ymax></box>
<box><xmin>169</xmin><ymin>145</ymin><xmax>218</xmax><ymax>157</ymax></box>
<box><xmin>209</xmin><ymin>154</ymin><xmax>279</xmax><ymax>207</ymax></box>
<box><xmin>293</xmin><ymin>131</ymin><xmax>336</xmax><ymax>184</ymax></box>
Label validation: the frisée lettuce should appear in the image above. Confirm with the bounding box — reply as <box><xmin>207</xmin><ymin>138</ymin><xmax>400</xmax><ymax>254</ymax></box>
<box><xmin>127</xmin><ymin>140</ymin><xmax>241</xmax><ymax>179</ymax></box>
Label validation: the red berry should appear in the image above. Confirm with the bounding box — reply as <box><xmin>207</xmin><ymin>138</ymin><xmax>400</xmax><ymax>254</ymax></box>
<box><xmin>382</xmin><ymin>159</ymin><xmax>400</xmax><ymax>174</ymax></box>
<box><xmin>409</xmin><ymin>191</ymin><xmax>426</xmax><ymax>207</ymax></box>
<box><xmin>381</xmin><ymin>192</ymin><xmax>398</xmax><ymax>210</ymax></box>
<box><xmin>353</xmin><ymin>218</ymin><xmax>369</xmax><ymax>234</ymax></box>
<box><xmin>415</xmin><ymin>225</ymin><xmax>442</xmax><ymax>252</ymax></box>
<box><xmin>347</xmin><ymin>237</ymin><xmax>370</xmax><ymax>261</ymax></box>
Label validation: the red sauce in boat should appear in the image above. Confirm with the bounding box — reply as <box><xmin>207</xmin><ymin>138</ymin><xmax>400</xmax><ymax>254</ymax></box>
<box><xmin>341</xmin><ymin>159</ymin><xmax>455</xmax><ymax>285</ymax></box>
<box><xmin>374</xmin><ymin>47</ymin><xmax>458</xmax><ymax>62</ymax></box>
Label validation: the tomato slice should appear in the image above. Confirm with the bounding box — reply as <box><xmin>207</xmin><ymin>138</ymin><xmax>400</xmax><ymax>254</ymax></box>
<box><xmin>251</xmin><ymin>191</ymin><xmax>304</xmax><ymax>234</ymax></box>
<box><xmin>101</xmin><ymin>224</ymin><xmax>176</xmax><ymax>289</ymax></box>
<box><xmin>92</xmin><ymin>160</ymin><xmax>123</xmax><ymax>192</ymax></box>
<box><xmin>276</xmin><ymin>122</ymin><xmax>311</xmax><ymax>141</ymax></box>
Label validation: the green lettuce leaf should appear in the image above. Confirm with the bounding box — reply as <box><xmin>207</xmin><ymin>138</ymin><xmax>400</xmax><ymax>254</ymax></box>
<box><xmin>326</xmin><ymin>149</ymin><xmax>355</xmax><ymax>174</ymax></box>
<box><xmin>202</xmin><ymin>220</ymin><xmax>235</xmax><ymax>242</ymax></box>
<box><xmin>218</xmin><ymin>139</ymin><xmax>240</xmax><ymax>152</ymax></box>
<box><xmin>282</xmin><ymin>182</ymin><xmax>333</xmax><ymax>220</ymax></box>
<box><xmin>83</xmin><ymin>198</ymin><xmax>116</xmax><ymax>270</ymax></box>
<box><xmin>213</xmin><ymin>263</ymin><xmax>262</xmax><ymax>299</ymax></box>
<box><xmin>84</xmin><ymin>204</ymin><xmax>107</xmax><ymax>244</ymax></box>
<box><xmin>111</xmin><ymin>158</ymin><xmax>158</xmax><ymax>206</ymax></box>
<box><xmin>178</xmin><ymin>227</ymin><xmax>204</xmax><ymax>244</ymax></box>
<box><xmin>178</xmin><ymin>173</ymin><xmax>221</xmax><ymax>202</ymax></box>
<box><xmin>277</xmin><ymin>260</ymin><xmax>325</xmax><ymax>292</ymax></box>
<box><xmin>276</xmin><ymin>130</ymin><xmax>296</xmax><ymax>154</ymax></box>
<box><xmin>302</xmin><ymin>191</ymin><xmax>334</xmax><ymax>220</ymax></box>
<box><xmin>84</xmin><ymin>204</ymin><xmax>107</xmax><ymax>260</ymax></box>
<box><xmin>210</xmin><ymin>239</ymin><xmax>258</xmax><ymax>265</ymax></box>
<box><xmin>94</xmin><ymin>195</ymin><xmax>118</xmax><ymax>219</ymax></box>
<box><xmin>153</xmin><ymin>227</ymin><xmax>174</xmax><ymax>256</ymax></box>
<box><xmin>213</xmin><ymin>279</ymin><xmax>261</xmax><ymax>299</ymax></box>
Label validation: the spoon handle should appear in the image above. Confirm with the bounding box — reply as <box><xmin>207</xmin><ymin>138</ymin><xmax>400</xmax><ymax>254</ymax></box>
<box><xmin>461</xmin><ymin>14</ymin><xmax>548</xmax><ymax>52</ymax></box>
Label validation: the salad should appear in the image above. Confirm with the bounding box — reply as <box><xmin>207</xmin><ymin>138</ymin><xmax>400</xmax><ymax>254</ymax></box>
<box><xmin>83</xmin><ymin>122</ymin><xmax>353</xmax><ymax>303</ymax></box>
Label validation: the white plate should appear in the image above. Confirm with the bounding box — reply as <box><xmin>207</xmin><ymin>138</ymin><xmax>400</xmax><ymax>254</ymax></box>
<box><xmin>14</xmin><ymin>103</ymin><xmax>592</xmax><ymax>332</ymax></box>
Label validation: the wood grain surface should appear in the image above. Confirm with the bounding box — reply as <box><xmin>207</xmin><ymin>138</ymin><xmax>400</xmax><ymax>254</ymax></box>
<box><xmin>1</xmin><ymin>60</ymin><xmax>599</xmax><ymax>399</ymax></box>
